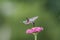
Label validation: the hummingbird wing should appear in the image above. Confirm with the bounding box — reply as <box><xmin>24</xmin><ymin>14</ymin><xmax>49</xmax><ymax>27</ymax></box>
<box><xmin>29</xmin><ymin>16</ymin><xmax>38</xmax><ymax>22</ymax></box>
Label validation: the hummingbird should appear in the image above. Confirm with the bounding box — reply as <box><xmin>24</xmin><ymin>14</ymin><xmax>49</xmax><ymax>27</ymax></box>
<box><xmin>23</xmin><ymin>16</ymin><xmax>38</xmax><ymax>25</ymax></box>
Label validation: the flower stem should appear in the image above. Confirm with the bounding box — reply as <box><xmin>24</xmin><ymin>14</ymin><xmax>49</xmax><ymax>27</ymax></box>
<box><xmin>35</xmin><ymin>34</ymin><xmax>37</xmax><ymax>40</ymax></box>
<box><xmin>33</xmin><ymin>33</ymin><xmax>37</xmax><ymax>40</ymax></box>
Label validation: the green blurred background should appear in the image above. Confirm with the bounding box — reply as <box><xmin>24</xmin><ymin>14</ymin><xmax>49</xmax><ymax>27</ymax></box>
<box><xmin>0</xmin><ymin>0</ymin><xmax>60</xmax><ymax>40</ymax></box>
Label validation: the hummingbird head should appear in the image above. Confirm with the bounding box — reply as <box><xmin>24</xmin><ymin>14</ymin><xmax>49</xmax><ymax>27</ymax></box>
<box><xmin>26</xmin><ymin>17</ymin><xmax>29</xmax><ymax>23</ymax></box>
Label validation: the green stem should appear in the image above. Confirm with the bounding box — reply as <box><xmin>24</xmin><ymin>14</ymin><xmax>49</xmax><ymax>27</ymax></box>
<box><xmin>35</xmin><ymin>34</ymin><xmax>37</xmax><ymax>40</ymax></box>
<box><xmin>33</xmin><ymin>33</ymin><xmax>37</xmax><ymax>40</ymax></box>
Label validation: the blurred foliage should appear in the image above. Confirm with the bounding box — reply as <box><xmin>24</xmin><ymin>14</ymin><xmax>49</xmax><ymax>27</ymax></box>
<box><xmin>0</xmin><ymin>0</ymin><xmax>60</xmax><ymax>40</ymax></box>
<box><xmin>47</xmin><ymin>0</ymin><xmax>60</xmax><ymax>23</ymax></box>
<box><xmin>0</xmin><ymin>10</ymin><xmax>5</xmax><ymax>26</ymax></box>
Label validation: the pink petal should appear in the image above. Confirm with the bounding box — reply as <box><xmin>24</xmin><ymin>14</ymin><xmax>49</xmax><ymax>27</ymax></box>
<box><xmin>26</xmin><ymin>29</ymin><xmax>33</xmax><ymax>34</ymax></box>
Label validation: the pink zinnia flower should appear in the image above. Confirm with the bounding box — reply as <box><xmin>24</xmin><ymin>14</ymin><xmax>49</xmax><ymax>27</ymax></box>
<box><xmin>26</xmin><ymin>27</ymin><xmax>43</xmax><ymax>34</ymax></box>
